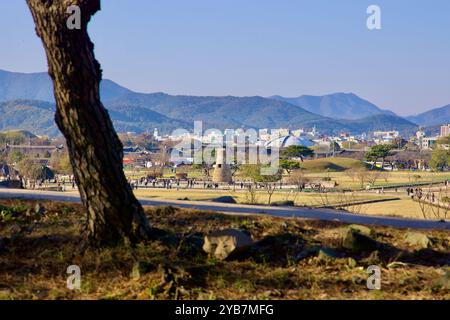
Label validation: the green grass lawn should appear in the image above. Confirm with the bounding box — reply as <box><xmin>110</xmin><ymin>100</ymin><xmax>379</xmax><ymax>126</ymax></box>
<box><xmin>126</xmin><ymin>159</ymin><xmax>450</xmax><ymax>191</ymax></box>
<box><xmin>124</xmin><ymin>162</ymin><xmax>450</xmax><ymax>219</ymax></box>
<box><xmin>304</xmin><ymin>171</ymin><xmax>450</xmax><ymax>190</ymax></box>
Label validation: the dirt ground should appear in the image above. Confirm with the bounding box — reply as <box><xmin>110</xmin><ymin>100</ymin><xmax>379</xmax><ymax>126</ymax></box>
<box><xmin>0</xmin><ymin>199</ymin><xmax>448</xmax><ymax>300</ymax></box>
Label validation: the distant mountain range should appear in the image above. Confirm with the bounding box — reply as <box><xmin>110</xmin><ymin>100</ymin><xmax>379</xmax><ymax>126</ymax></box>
<box><xmin>1</xmin><ymin>69</ymin><xmax>440</xmax><ymax>138</ymax></box>
<box><xmin>406</xmin><ymin>104</ymin><xmax>450</xmax><ymax>127</ymax></box>
<box><xmin>0</xmin><ymin>99</ymin><xmax>190</xmax><ymax>137</ymax></box>
<box><xmin>270</xmin><ymin>93</ymin><xmax>396</xmax><ymax>120</ymax></box>
<box><xmin>0</xmin><ymin>70</ymin><xmax>55</xmax><ymax>103</ymax></box>
<box><xmin>0</xmin><ymin>100</ymin><xmax>58</xmax><ymax>136</ymax></box>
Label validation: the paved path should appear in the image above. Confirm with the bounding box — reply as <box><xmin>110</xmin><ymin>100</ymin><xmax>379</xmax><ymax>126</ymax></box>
<box><xmin>0</xmin><ymin>188</ymin><xmax>448</xmax><ymax>231</ymax></box>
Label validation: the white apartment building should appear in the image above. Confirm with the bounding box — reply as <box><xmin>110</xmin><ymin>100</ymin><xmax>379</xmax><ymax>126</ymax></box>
<box><xmin>440</xmin><ymin>124</ymin><xmax>450</xmax><ymax>137</ymax></box>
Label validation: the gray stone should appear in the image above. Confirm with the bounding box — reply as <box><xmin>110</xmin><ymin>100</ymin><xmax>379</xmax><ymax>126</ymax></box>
<box><xmin>270</xmin><ymin>200</ymin><xmax>295</xmax><ymax>207</ymax></box>
<box><xmin>0</xmin><ymin>180</ymin><xmax>22</xmax><ymax>189</ymax></box>
<box><xmin>294</xmin><ymin>247</ymin><xmax>319</xmax><ymax>261</ymax></box>
<box><xmin>341</xmin><ymin>224</ymin><xmax>373</xmax><ymax>237</ymax></box>
<box><xmin>33</xmin><ymin>289</ymin><xmax>49</xmax><ymax>299</ymax></box>
<box><xmin>342</xmin><ymin>229</ymin><xmax>378</xmax><ymax>253</ymax></box>
<box><xmin>262</xmin><ymin>289</ymin><xmax>282</xmax><ymax>298</ymax></box>
<box><xmin>203</xmin><ymin>229</ymin><xmax>253</xmax><ymax>260</ymax></box>
<box><xmin>318</xmin><ymin>248</ymin><xmax>339</xmax><ymax>260</ymax></box>
<box><xmin>405</xmin><ymin>232</ymin><xmax>432</xmax><ymax>249</ymax></box>
<box><xmin>211</xmin><ymin>196</ymin><xmax>237</xmax><ymax>204</ymax></box>
<box><xmin>34</xmin><ymin>203</ymin><xmax>45</xmax><ymax>215</ymax></box>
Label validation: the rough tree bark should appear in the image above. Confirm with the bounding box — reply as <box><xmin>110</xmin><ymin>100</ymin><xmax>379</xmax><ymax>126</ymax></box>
<box><xmin>26</xmin><ymin>0</ymin><xmax>151</xmax><ymax>246</ymax></box>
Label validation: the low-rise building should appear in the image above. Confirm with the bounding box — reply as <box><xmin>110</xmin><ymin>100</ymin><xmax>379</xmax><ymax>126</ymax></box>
<box><xmin>373</xmin><ymin>130</ymin><xmax>399</xmax><ymax>144</ymax></box>
<box><xmin>421</xmin><ymin>137</ymin><xmax>438</xmax><ymax>150</ymax></box>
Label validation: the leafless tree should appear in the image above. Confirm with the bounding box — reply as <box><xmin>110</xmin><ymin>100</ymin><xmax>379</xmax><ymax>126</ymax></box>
<box><xmin>416</xmin><ymin>184</ymin><xmax>449</xmax><ymax>220</ymax></box>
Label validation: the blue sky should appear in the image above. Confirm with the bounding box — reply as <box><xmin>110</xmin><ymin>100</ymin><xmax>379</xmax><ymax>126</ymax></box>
<box><xmin>1</xmin><ymin>0</ymin><xmax>449</xmax><ymax>115</ymax></box>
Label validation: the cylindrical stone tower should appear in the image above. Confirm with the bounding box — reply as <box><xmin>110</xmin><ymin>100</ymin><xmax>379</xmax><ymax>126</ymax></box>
<box><xmin>212</xmin><ymin>147</ymin><xmax>233</xmax><ymax>183</ymax></box>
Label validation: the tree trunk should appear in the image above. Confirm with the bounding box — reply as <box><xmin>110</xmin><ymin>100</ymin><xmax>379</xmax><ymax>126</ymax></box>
<box><xmin>26</xmin><ymin>0</ymin><xmax>151</xmax><ymax>246</ymax></box>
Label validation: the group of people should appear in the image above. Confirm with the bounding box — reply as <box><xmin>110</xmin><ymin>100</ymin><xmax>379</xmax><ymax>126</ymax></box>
<box><xmin>126</xmin><ymin>176</ymin><xmax>294</xmax><ymax>192</ymax></box>
<box><xmin>128</xmin><ymin>177</ymin><xmax>185</xmax><ymax>190</ymax></box>
<box><xmin>128</xmin><ymin>178</ymin><xmax>249</xmax><ymax>190</ymax></box>
<box><xmin>20</xmin><ymin>175</ymin><xmax>77</xmax><ymax>191</ymax></box>
<box><xmin>407</xmin><ymin>187</ymin><xmax>437</xmax><ymax>203</ymax></box>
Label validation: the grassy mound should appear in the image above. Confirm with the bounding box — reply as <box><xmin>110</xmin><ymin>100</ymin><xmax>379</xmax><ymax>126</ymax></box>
<box><xmin>300</xmin><ymin>157</ymin><xmax>367</xmax><ymax>172</ymax></box>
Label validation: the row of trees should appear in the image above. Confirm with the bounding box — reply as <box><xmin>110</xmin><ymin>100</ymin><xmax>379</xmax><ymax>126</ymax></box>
<box><xmin>0</xmin><ymin>131</ymin><xmax>51</xmax><ymax>146</ymax></box>
<box><xmin>429</xmin><ymin>149</ymin><xmax>450</xmax><ymax>171</ymax></box>
<box><xmin>429</xmin><ymin>138</ymin><xmax>450</xmax><ymax>171</ymax></box>
<box><xmin>237</xmin><ymin>146</ymin><xmax>319</xmax><ymax>205</ymax></box>
<box><xmin>364</xmin><ymin>142</ymin><xmax>450</xmax><ymax>172</ymax></box>
<box><xmin>0</xmin><ymin>149</ymin><xmax>72</xmax><ymax>181</ymax></box>
<box><xmin>345</xmin><ymin>168</ymin><xmax>389</xmax><ymax>189</ymax></box>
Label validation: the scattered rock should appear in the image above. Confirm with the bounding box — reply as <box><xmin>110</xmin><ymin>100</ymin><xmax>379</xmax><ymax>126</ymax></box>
<box><xmin>342</xmin><ymin>229</ymin><xmax>379</xmax><ymax>253</ymax></box>
<box><xmin>178</xmin><ymin>232</ymin><xmax>205</xmax><ymax>257</ymax></box>
<box><xmin>34</xmin><ymin>203</ymin><xmax>45</xmax><ymax>215</ymax></box>
<box><xmin>211</xmin><ymin>196</ymin><xmax>237</xmax><ymax>204</ymax></box>
<box><xmin>387</xmin><ymin>261</ymin><xmax>409</xmax><ymax>269</ymax></box>
<box><xmin>293</xmin><ymin>247</ymin><xmax>319</xmax><ymax>262</ymax></box>
<box><xmin>317</xmin><ymin>248</ymin><xmax>339</xmax><ymax>260</ymax></box>
<box><xmin>203</xmin><ymin>229</ymin><xmax>253</xmax><ymax>260</ymax></box>
<box><xmin>405</xmin><ymin>232</ymin><xmax>433</xmax><ymax>249</ymax></box>
<box><xmin>251</xmin><ymin>234</ymin><xmax>305</xmax><ymax>264</ymax></box>
<box><xmin>33</xmin><ymin>289</ymin><xmax>49</xmax><ymax>299</ymax></box>
<box><xmin>280</xmin><ymin>221</ymin><xmax>289</xmax><ymax>229</ymax></box>
<box><xmin>130</xmin><ymin>261</ymin><xmax>156</xmax><ymax>280</ymax></box>
<box><xmin>262</xmin><ymin>289</ymin><xmax>283</xmax><ymax>298</ymax></box>
<box><xmin>270</xmin><ymin>200</ymin><xmax>295</xmax><ymax>207</ymax></box>
<box><xmin>341</xmin><ymin>224</ymin><xmax>373</xmax><ymax>237</ymax></box>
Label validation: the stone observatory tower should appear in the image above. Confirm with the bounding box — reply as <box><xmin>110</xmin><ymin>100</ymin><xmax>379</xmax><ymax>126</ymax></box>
<box><xmin>212</xmin><ymin>147</ymin><xmax>233</xmax><ymax>183</ymax></box>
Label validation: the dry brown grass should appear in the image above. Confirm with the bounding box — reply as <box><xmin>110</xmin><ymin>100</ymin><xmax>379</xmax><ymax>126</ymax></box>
<box><xmin>0</xmin><ymin>199</ymin><xmax>448</xmax><ymax>300</ymax></box>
